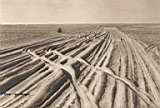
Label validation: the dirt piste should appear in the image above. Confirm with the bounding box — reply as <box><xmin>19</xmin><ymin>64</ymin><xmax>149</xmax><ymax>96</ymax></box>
<box><xmin>0</xmin><ymin>27</ymin><xmax>160</xmax><ymax>108</ymax></box>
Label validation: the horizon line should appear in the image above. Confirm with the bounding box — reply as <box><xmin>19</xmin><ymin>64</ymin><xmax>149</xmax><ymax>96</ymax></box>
<box><xmin>0</xmin><ymin>22</ymin><xmax>160</xmax><ymax>25</ymax></box>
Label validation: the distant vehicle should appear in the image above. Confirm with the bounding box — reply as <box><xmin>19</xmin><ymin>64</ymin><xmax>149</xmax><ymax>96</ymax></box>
<box><xmin>57</xmin><ymin>27</ymin><xmax>62</xmax><ymax>33</ymax></box>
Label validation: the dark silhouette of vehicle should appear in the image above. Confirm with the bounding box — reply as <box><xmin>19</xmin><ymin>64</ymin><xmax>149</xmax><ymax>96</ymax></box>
<box><xmin>57</xmin><ymin>27</ymin><xmax>62</xmax><ymax>33</ymax></box>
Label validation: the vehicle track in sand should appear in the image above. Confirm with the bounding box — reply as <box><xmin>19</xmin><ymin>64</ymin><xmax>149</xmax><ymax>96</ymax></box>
<box><xmin>0</xmin><ymin>28</ymin><xmax>160</xmax><ymax>108</ymax></box>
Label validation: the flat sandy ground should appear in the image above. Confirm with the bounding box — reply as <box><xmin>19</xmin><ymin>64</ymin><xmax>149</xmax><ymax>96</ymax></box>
<box><xmin>1</xmin><ymin>24</ymin><xmax>160</xmax><ymax>49</ymax></box>
<box><xmin>1</xmin><ymin>24</ymin><xmax>160</xmax><ymax>108</ymax></box>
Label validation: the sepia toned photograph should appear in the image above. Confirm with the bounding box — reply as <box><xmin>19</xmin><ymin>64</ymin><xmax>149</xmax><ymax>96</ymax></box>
<box><xmin>0</xmin><ymin>0</ymin><xmax>160</xmax><ymax>108</ymax></box>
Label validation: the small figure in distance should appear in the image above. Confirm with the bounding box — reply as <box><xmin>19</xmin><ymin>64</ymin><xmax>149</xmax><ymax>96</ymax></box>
<box><xmin>57</xmin><ymin>27</ymin><xmax>62</xmax><ymax>33</ymax></box>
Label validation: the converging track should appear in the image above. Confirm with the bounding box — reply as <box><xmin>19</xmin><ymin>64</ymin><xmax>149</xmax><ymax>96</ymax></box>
<box><xmin>0</xmin><ymin>28</ymin><xmax>160</xmax><ymax>108</ymax></box>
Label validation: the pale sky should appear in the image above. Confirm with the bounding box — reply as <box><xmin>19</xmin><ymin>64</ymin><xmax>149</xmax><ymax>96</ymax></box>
<box><xmin>0</xmin><ymin>0</ymin><xmax>160</xmax><ymax>24</ymax></box>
